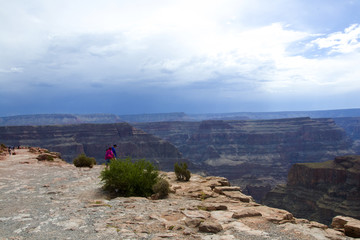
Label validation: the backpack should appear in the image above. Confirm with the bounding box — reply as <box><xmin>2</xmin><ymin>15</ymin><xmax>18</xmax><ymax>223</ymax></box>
<box><xmin>105</xmin><ymin>150</ymin><xmax>114</xmax><ymax>159</ymax></box>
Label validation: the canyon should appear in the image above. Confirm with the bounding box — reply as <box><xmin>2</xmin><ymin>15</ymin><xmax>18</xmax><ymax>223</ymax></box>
<box><xmin>263</xmin><ymin>155</ymin><xmax>360</xmax><ymax>225</ymax></box>
<box><xmin>0</xmin><ymin>115</ymin><xmax>359</xmax><ymax>204</ymax></box>
<box><xmin>134</xmin><ymin>117</ymin><xmax>355</xmax><ymax>201</ymax></box>
<box><xmin>1</xmin><ymin>113</ymin><xmax>360</xmax><ymax>230</ymax></box>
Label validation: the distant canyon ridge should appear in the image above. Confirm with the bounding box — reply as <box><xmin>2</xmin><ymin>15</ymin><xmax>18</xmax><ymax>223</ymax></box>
<box><xmin>1</xmin><ymin>110</ymin><xmax>360</xmax><ymax>202</ymax></box>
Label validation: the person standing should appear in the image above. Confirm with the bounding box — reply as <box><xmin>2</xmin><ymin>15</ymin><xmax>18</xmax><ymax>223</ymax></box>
<box><xmin>105</xmin><ymin>147</ymin><xmax>114</xmax><ymax>166</ymax></box>
<box><xmin>111</xmin><ymin>144</ymin><xmax>117</xmax><ymax>158</ymax></box>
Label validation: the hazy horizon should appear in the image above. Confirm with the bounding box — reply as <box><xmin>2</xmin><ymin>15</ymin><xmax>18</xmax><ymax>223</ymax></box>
<box><xmin>2</xmin><ymin>107</ymin><xmax>360</xmax><ymax>118</ymax></box>
<box><xmin>1</xmin><ymin>0</ymin><xmax>360</xmax><ymax>116</ymax></box>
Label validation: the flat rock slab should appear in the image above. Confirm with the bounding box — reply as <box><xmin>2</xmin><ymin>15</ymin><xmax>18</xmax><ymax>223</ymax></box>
<box><xmin>232</xmin><ymin>209</ymin><xmax>262</xmax><ymax>219</ymax></box>
<box><xmin>222</xmin><ymin>191</ymin><xmax>253</xmax><ymax>202</ymax></box>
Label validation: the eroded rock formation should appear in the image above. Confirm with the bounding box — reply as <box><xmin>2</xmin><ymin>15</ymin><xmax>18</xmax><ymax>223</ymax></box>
<box><xmin>134</xmin><ymin>117</ymin><xmax>354</xmax><ymax>201</ymax></box>
<box><xmin>263</xmin><ymin>155</ymin><xmax>360</xmax><ymax>225</ymax></box>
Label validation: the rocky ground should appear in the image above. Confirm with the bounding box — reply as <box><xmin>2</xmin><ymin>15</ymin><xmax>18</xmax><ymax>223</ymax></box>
<box><xmin>0</xmin><ymin>148</ymin><xmax>355</xmax><ymax>239</ymax></box>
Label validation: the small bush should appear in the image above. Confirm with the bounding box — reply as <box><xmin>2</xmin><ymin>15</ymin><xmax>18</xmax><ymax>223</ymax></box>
<box><xmin>152</xmin><ymin>177</ymin><xmax>170</xmax><ymax>199</ymax></box>
<box><xmin>0</xmin><ymin>144</ymin><xmax>6</xmax><ymax>154</ymax></box>
<box><xmin>100</xmin><ymin>157</ymin><xmax>158</xmax><ymax>197</ymax></box>
<box><xmin>37</xmin><ymin>154</ymin><xmax>54</xmax><ymax>161</ymax></box>
<box><xmin>73</xmin><ymin>153</ymin><xmax>96</xmax><ymax>168</ymax></box>
<box><xmin>174</xmin><ymin>162</ymin><xmax>191</xmax><ymax>181</ymax></box>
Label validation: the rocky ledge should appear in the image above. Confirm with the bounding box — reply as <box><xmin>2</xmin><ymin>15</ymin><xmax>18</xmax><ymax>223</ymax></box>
<box><xmin>0</xmin><ymin>149</ymin><xmax>356</xmax><ymax>239</ymax></box>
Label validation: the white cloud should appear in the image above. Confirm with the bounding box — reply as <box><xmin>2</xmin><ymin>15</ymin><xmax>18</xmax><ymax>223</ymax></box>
<box><xmin>311</xmin><ymin>24</ymin><xmax>360</xmax><ymax>54</ymax></box>
<box><xmin>0</xmin><ymin>67</ymin><xmax>23</xmax><ymax>73</ymax></box>
<box><xmin>1</xmin><ymin>0</ymin><xmax>360</xmax><ymax>114</ymax></box>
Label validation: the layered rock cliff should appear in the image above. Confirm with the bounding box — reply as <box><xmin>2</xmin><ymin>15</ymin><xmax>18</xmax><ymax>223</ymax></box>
<box><xmin>134</xmin><ymin>117</ymin><xmax>355</xmax><ymax>201</ymax></box>
<box><xmin>335</xmin><ymin>117</ymin><xmax>360</xmax><ymax>154</ymax></box>
<box><xmin>335</xmin><ymin>117</ymin><xmax>360</xmax><ymax>141</ymax></box>
<box><xmin>0</xmin><ymin>123</ymin><xmax>183</xmax><ymax>171</ymax></box>
<box><xmin>263</xmin><ymin>155</ymin><xmax>360</xmax><ymax>225</ymax></box>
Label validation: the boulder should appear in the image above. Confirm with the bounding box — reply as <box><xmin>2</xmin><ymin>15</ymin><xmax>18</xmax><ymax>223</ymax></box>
<box><xmin>332</xmin><ymin>216</ymin><xmax>360</xmax><ymax>238</ymax></box>
<box><xmin>198</xmin><ymin>220</ymin><xmax>223</xmax><ymax>233</ymax></box>
<box><xmin>345</xmin><ymin>222</ymin><xmax>360</xmax><ymax>238</ymax></box>
<box><xmin>184</xmin><ymin>218</ymin><xmax>202</xmax><ymax>228</ymax></box>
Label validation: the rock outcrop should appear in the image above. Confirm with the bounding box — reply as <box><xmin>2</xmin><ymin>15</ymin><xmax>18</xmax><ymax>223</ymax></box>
<box><xmin>134</xmin><ymin>117</ymin><xmax>355</xmax><ymax>201</ymax></box>
<box><xmin>0</xmin><ymin>123</ymin><xmax>183</xmax><ymax>170</ymax></box>
<box><xmin>0</xmin><ymin>148</ymin><xmax>353</xmax><ymax>239</ymax></box>
<box><xmin>332</xmin><ymin>216</ymin><xmax>360</xmax><ymax>238</ymax></box>
<box><xmin>263</xmin><ymin>155</ymin><xmax>360</xmax><ymax>225</ymax></box>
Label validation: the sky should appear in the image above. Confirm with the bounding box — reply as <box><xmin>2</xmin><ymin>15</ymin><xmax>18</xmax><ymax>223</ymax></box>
<box><xmin>1</xmin><ymin>0</ymin><xmax>360</xmax><ymax>116</ymax></box>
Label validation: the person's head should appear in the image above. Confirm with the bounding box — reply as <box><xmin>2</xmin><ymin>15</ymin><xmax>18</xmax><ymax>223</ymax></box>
<box><xmin>113</xmin><ymin>144</ymin><xmax>117</xmax><ymax>147</ymax></box>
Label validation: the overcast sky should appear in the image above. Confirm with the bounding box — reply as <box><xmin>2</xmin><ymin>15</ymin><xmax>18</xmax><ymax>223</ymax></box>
<box><xmin>1</xmin><ymin>0</ymin><xmax>360</xmax><ymax>116</ymax></box>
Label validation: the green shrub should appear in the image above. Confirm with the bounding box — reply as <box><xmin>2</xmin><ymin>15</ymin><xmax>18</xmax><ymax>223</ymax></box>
<box><xmin>37</xmin><ymin>154</ymin><xmax>54</xmax><ymax>161</ymax></box>
<box><xmin>152</xmin><ymin>177</ymin><xmax>170</xmax><ymax>199</ymax></box>
<box><xmin>100</xmin><ymin>157</ymin><xmax>159</xmax><ymax>197</ymax></box>
<box><xmin>174</xmin><ymin>162</ymin><xmax>191</xmax><ymax>181</ymax></box>
<box><xmin>0</xmin><ymin>144</ymin><xmax>6</xmax><ymax>153</ymax></box>
<box><xmin>73</xmin><ymin>153</ymin><xmax>96</xmax><ymax>168</ymax></box>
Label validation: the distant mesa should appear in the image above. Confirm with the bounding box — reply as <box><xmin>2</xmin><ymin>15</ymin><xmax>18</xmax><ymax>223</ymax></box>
<box><xmin>2</xmin><ymin>108</ymin><xmax>360</xmax><ymax>126</ymax></box>
<box><xmin>0</xmin><ymin>113</ymin><xmax>123</xmax><ymax>126</ymax></box>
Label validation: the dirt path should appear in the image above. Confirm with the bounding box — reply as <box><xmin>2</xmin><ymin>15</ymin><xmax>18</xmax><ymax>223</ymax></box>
<box><xmin>0</xmin><ymin>149</ymin><xmax>106</xmax><ymax>239</ymax></box>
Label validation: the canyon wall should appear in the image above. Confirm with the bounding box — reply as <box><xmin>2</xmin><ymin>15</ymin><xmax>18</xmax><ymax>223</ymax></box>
<box><xmin>334</xmin><ymin>117</ymin><xmax>360</xmax><ymax>141</ymax></box>
<box><xmin>134</xmin><ymin>118</ymin><xmax>355</xmax><ymax>201</ymax></box>
<box><xmin>263</xmin><ymin>155</ymin><xmax>360</xmax><ymax>225</ymax></box>
<box><xmin>0</xmin><ymin>123</ymin><xmax>183</xmax><ymax>171</ymax></box>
